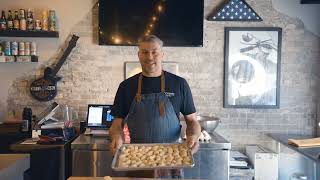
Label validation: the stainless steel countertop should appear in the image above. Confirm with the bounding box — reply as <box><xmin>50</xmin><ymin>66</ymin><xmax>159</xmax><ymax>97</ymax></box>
<box><xmin>268</xmin><ymin>133</ymin><xmax>320</xmax><ymax>163</ymax></box>
<box><xmin>71</xmin><ymin>132</ymin><xmax>231</xmax><ymax>151</ymax></box>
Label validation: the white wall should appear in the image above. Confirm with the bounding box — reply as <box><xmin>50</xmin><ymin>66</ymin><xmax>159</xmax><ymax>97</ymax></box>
<box><xmin>272</xmin><ymin>0</ymin><xmax>320</xmax><ymax>37</ymax></box>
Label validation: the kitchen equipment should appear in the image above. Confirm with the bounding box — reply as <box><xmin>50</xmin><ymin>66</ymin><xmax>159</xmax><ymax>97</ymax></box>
<box><xmin>197</xmin><ymin>115</ymin><xmax>221</xmax><ymax>132</ymax></box>
<box><xmin>246</xmin><ymin>145</ymin><xmax>278</xmax><ymax>180</ymax></box>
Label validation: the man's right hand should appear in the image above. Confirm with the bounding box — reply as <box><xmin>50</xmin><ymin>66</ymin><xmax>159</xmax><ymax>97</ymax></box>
<box><xmin>110</xmin><ymin>134</ymin><xmax>123</xmax><ymax>155</ymax></box>
<box><xmin>109</xmin><ymin>118</ymin><xmax>124</xmax><ymax>155</ymax></box>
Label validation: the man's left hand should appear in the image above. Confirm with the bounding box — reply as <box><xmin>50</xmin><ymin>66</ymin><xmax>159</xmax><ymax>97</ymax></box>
<box><xmin>186</xmin><ymin>135</ymin><xmax>199</xmax><ymax>154</ymax></box>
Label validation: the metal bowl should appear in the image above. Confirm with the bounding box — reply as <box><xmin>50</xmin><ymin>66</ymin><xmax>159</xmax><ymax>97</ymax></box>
<box><xmin>197</xmin><ymin>115</ymin><xmax>221</xmax><ymax>132</ymax></box>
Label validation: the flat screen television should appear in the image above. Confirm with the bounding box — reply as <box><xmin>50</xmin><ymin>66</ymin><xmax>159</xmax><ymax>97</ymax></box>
<box><xmin>99</xmin><ymin>0</ymin><xmax>204</xmax><ymax>47</ymax></box>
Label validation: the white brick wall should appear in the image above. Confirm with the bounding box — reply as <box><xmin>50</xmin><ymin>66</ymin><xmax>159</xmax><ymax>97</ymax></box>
<box><xmin>6</xmin><ymin>0</ymin><xmax>320</xmax><ymax>149</ymax></box>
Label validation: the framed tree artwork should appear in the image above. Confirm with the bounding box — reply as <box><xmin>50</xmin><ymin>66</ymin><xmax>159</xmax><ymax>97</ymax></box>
<box><xmin>224</xmin><ymin>27</ymin><xmax>282</xmax><ymax>108</ymax></box>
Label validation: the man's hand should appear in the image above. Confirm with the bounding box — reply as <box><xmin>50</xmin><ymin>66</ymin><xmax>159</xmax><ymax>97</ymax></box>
<box><xmin>186</xmin><ymin>135</ymin><xmax>199</xmax><ymax>154</ymax></box>
<box><xmin>109</xmin><ymin>118</ymin><xmax>124</xmax><ymax>155</ymax></box>
<box><xmin>110</xmin><ymin>134</ymin><xmax>123</xmax><ymax>155</ymax></box>
<box><xmin>184</xmin><ymin>113</ymin><xmax>201</xmax><ymax>154</ymax></box>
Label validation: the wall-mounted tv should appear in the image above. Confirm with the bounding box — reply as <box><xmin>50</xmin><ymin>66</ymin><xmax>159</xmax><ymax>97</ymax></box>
<box><xmin>99</xmin><ymin>0</ymin><xmax>204</xmax><ymax>47</ymax></box>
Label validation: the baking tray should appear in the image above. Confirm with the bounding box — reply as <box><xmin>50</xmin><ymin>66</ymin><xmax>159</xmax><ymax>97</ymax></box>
<box><xmin>111</xmin><ymin>143</ymin><xmax>195</xmax><ymax>171</ymax></box>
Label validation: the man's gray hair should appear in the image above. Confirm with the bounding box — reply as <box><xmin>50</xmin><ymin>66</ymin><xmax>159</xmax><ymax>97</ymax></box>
<box><xmin>138</xmin><ymin>35</ymin><xmax>164</xmax><ymax>47</ymax></box>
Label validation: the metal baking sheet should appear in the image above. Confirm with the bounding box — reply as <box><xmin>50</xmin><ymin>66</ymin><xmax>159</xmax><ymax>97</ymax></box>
<box><xmin>111</xmin><ymin>143</ymin><xmax>195</xmax><ymax>171</ymax></box>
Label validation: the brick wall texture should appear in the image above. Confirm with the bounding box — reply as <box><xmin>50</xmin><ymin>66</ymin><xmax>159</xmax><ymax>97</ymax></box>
<box><xmin>6</xmin><ymin>0</ymin><xmax>320</xmax><ymax>149</ymax></box>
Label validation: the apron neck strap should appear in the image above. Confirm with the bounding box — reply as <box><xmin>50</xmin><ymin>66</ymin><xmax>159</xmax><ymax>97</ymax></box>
<box><xmin>160</xmin><ymin>71</ymin><xmax>165</xmax><ymax>93</ymax></box>
<box><xmin>136</xmin><ymin>71</ymin><xmax>165</xmax><ymax>102</ymax></box>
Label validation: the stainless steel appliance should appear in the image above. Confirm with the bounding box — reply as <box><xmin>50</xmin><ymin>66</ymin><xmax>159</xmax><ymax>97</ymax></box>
<box><xmin>72</xmin><ymin>132</ymin><xmax>231</xmax><ymax>179</ymax></box>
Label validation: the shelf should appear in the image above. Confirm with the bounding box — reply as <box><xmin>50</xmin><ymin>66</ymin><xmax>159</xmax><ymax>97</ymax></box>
<box><xmin>0</xmin><ymin>30</ymin><xmax>59</xmax><ymax>38</ymax></box>
<box><xmin>0</xmin><ymin>55</ymin><xmax>38</xmax><ymax>63</ymax></box>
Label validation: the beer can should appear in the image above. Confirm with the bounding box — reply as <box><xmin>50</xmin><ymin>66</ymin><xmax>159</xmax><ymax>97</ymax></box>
<box><xmin>31</xmin><ymin>42</ymin><xmax>37</xmax><ymax>56</ymax></box>
<box><xmin>19</xmin><ymin>42</ymin><xmax>25</xmax><ymax>55</ymax></box>
<box><xmin>25</xmin><ymin>42</ymin><xmax>31</xmax><ymax>55</ymax></box>
<box><xmin>35</xmin><ymin>20</ymin><xmax>41</xmax><ymax>31</ymax></box>
<box><xmin>11</xmin><ymin>41</ymin><xmax>18</xmax><ymax>56</ymax></box>
<box><xmin>5</xmin><ymin>41</ymin><xmax>11</xmax><ymax>56</ymax></box>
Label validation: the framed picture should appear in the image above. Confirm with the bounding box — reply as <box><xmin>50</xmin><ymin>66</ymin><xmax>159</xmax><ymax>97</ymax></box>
<box><xmin>124</xmin><ymin>61</ymin><xmax>179</xmax><ymax>79</ymax></box>
<box><xmin>224</xmin><ymin>27</ymin><xmax>282</xmax><ymax>108</ymax></box>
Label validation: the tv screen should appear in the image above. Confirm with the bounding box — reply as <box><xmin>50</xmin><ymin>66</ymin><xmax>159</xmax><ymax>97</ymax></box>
<box><xmin>99</xmin><ymin>0</ymin><xmax>204</xmax><ymax>47</ymax></box>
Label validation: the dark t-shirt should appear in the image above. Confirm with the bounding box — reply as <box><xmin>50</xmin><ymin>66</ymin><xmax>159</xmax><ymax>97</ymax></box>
<box><xmin>111</xmin><ymin>71</ymin><xmax>196</xmax><ymax>119</ymax></box>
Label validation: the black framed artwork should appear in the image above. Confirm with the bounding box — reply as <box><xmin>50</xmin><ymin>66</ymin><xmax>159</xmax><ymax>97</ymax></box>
<box><xmin>224</xmin><ymin>27</ymin><xmax>282</xmax><ymax>108</ymax></box>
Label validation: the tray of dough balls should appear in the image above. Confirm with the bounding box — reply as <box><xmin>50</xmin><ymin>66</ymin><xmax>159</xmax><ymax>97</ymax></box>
<box><xmin>111</xmin><ymin>143</ymin><xmax>194</xmax><ymax>171</ymax></box>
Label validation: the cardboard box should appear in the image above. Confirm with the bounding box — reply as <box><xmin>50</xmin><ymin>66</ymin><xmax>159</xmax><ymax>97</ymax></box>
<box><xmin>246</xmin><ymin>145</ymin><xmax>278</xmax><ymax>180</ymax></box>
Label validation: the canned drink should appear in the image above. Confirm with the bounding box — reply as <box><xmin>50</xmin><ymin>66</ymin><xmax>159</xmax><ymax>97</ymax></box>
<box><xmin>0</xmin><ymin>44</ymin><xmax>3</xmax><ymax>56</ymax></box>
<box><xmin>11</xmin><ymin>41</ymin><xmax>18</xmax><ymax>56</ymax></box>
<box><xmin>5</xmin><ymin>41</ymin><xmax>11</xmax><ymax>56</ymax></box>
<box><xmin>31</xmin><ymin>42</ymin><xmax>37</xmax><ymax>56</ymax></box>
<box><xmin>35</xmin><ymin>20</ymin><xmax>41</xmax><ymax>31</ymax></box>
<box><xmin>19</xmin><ymin>42</ymin><xmax>25</xmax><ymax>55</ymax></box>
<box><xmin>25</xmin><ymin>42</ymin><xmax>31</xmax><ymax>55</ymax></box>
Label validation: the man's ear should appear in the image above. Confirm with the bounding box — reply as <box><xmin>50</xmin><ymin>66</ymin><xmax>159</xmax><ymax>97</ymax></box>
<box><xmin>137</xmin><ymin>51</ymin><xmax>142</xmax><ymax>59</ymax></box>
<box><xmin>161</xmin><ymin>51</ymin><xmax>165</xmax><ymax>59</ymax></box>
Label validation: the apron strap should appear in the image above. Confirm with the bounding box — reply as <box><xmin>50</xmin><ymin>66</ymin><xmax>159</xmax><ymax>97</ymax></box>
<box><xmin>161</xmin><ymin>71</ymin><xmax>165</xmax><ymax>93</ymax></box>
<box><xmin>135</xmin><ymin>71</ymin><xmax>166</xmax><ymax>117</ymax></box>
<box><xmin>136</xmin><ymin>71</ymin><xmax>165</xmax><ymax>102</ymax></box>
<box><xmin>159</xmin><ymin>71</ymin><xmax>166</xmax><ymax>117</ymax></box>
<box><xmin>136</xmin><ymin>73</ymin><xmax>143</xmax><ymax>102</ymax></box>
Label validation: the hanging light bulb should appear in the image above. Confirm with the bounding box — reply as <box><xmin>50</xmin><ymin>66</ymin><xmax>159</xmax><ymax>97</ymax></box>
<box><xmin>111</xmin><ymin>35</ymin><xmax>122</xmax><ymax>44</ymax></box>
<box><xmin>157</xmin><ymin>5</ymin><xmax>163</xmax><ymax>12</ymax></box>
<box><xmin>152</xmin><ymin>16</ymin><xmax>157</xmax><ymax>21</ymax></box>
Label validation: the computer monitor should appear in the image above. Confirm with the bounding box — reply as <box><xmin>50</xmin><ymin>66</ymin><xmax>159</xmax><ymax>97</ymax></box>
<box><xmin>86</xmin><ymin>104</ymin><xmax>113</xmax><ymax>129</ymax></box>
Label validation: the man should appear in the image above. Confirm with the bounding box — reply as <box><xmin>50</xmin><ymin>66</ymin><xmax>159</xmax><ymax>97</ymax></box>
<box><xmin>110</xmin><ymin>35</ymin><xmax>201</xmax><ymax>178</ymax></box>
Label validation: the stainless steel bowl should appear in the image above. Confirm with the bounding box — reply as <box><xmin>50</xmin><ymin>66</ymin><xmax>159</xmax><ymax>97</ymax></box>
<box><xmin>197</xmin><ymin>115</ymin><xmax>220</xmax><ymax>132</ymax></box>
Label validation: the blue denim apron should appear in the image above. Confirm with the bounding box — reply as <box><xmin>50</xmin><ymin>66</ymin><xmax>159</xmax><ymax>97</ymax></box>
<box><xmin>124</xmin><ymin>72</ymin><xmax>181</xmax><ymax>143</ymax></box>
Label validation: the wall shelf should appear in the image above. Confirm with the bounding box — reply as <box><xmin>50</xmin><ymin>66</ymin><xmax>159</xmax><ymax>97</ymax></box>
<box><xmin>0</xmin><ymin>55</ymin><xmax>38</xmax><ymax>63</ymax></box>
<box><xmin>0</xmin><ymin>30</ymin><xmax>59</xmax><ymax>38</ymax></box>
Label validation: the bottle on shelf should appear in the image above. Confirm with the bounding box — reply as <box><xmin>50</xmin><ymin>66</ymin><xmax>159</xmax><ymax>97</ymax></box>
<box><xmin>13</xmin><ymin>10</ymin><xmax>20</xmax><ymax>30</ymax></box>
<box><xmin>7</xmin><ymin>10</ymin><xmax>14</xmax><ymax>30</ymax></box>
<box><xmin>0</xmin><ymin>10</ymin><xmax>7</xmax><ymax>30</ymax></box>
<box><xmin>19</xmin><ymin>9</ymin><xmax>26</xmax><ymax>31</ymax></box>
<box><xmin>49</xmin><ymin>10</ymin><xmax>56</xmax><ymax>31</ymax></box>
<box><xmin>26</xmin><ymin>9</ymin><xmax>34</xmax><ymax>31</ymax></box>
<box><xmin>42</xmin><ymin>10</ymin><xmax>48</xmax><ymax>31</ymax></box>
<box><xmin>35</xmin><ymin>19</ymin><xmax>41</xmax><ymax>31</ymax></box>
